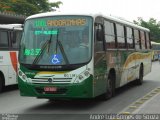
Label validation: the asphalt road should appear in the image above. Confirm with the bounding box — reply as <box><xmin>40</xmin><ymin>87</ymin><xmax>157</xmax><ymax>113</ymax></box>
<box><xmin>0</xmin><ymin>61</ymin><xmax>160</xmax><ymax>120</ymax></box>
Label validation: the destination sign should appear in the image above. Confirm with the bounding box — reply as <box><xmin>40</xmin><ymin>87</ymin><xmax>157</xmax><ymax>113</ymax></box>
<box><xmin>35</xmin><ymin>18</ymin><xmax>87</xmax><ymax>27</ymax></box>
<box><xmin>35</xmin><ymin>30</ymin><xmax>58</xmax><ymax>35</ymax></box>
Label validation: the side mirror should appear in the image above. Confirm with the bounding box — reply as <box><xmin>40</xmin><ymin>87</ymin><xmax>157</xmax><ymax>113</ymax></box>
<box><xmin>96</xmin><ymin>29</ymin><xmax>103</xmax><ymax>41</ymax></box>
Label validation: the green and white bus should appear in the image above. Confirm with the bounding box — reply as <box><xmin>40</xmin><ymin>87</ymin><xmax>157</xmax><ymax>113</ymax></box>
<box><xmin>18</xmin><ymin>12</ymin><xmax>152</xmax><ymax>100</ymax></box>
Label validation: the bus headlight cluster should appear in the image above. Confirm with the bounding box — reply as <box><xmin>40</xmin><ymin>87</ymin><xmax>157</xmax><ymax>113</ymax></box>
<box><xmin>74</xmin><ymin>70</ymin><xmax>90</xmax><ymax>83</ymax></box>
<box><xmin>18</xmin><ymin>70</ymin><xmax>28</xmax><ymax>82</ymax></box>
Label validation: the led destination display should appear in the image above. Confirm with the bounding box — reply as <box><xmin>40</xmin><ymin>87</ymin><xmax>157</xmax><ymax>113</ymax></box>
<box><xmin>35</xmin><ymin>18</ymin><xmax>87</xmax><ymax>27</ymax></box>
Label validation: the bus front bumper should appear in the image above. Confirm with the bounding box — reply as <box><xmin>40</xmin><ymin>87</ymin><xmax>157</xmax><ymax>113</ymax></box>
<box><xmin>18</xmin><ymin>76</ymin><xmax>93</xmax><ymax>99</ymax></box>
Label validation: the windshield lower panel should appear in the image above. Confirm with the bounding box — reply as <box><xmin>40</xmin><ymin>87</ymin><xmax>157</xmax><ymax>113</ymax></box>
<box><xmin>19</xmin><ymin>16</ymin><xmax>93</xmax><ymax>69</ymax></box>
<box><xmin>21</xmin><ymin>63</ymin><xmax>87</xmax><ymax>71</ymax></box>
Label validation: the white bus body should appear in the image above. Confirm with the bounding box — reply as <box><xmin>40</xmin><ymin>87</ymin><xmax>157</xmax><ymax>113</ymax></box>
<box><xmin>0</xmin><ymin>24</ymin><xmax>22</xmax><ymax>92</ymax></box>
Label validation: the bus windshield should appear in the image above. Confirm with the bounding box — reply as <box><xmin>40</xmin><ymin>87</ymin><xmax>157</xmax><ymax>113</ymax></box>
<box><xmin>19</xmin><ymin>16</ymin><xmax>93</xmax><ymax>66</ymax></box>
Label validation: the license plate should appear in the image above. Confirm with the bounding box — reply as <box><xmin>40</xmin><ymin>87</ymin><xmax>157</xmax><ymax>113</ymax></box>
<box><xmin>44</xmin><ymin>87</ymin><xmax>57</xmax><ymax>92</ymax></box>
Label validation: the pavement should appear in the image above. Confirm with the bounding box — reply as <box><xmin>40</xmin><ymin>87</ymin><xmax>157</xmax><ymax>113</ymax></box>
<box><xmin>120</xmin><ymin>87</ymin><xmax>160</xmax><ymax>114</ymax></box>
<box><xmin>133</xmin><ymin>89</ymin><xmax>160</xmax><ymax>114</ymax></box>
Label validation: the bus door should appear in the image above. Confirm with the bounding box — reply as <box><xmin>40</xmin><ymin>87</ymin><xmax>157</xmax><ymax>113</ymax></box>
<box><xmin>8</xmin><ymin>30</ymin><xmax>20</xmax><ymax>85</ymax></box>
<box><xmin>94</xmin><ymin>23</ymin><xmax>106</xmax><ymax>96</ymax></box>
<box><xmin>8</xmin><ymin>51</ymin><xmax>18</xmax><ymax>85</ymax></box>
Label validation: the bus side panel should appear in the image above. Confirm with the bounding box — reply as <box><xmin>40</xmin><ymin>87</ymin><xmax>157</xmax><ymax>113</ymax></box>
<box><xmin>0</xmin><ymin>66</ymin><xmax>8</xmax><ymax>85</ymax></box>
<box><xmin>142</xmin><ymin>51</ymin><xmax>152</xmax><ymax>76</ymax></box>
<box><xmin>122</xmin><ymin>50</ymin><xmax>138</xmax><ymax>84</ymax></box>
<box><xmin>93</xmin><ymin>52</ymin><xmax>107</xmax><ymax>97</ymax></box>
<box><xmin>0</xmin><ymin>51</ymin><xmax>18</xmax><ymax>86</ymax></box>
<box><xmin>121</xmin><ymin>51</ymin><xmax>152</xmax><ymax>85</ymax></box>
<box><xmin>8</xmin><ymin>51</ymin><xmax>18</xmax><ymax>85</ymax></box>
<box><xmin>105</xmin><ymin>50</ymin><xmax>134</xmax><ymax>88</ymax></box>
<box><xmin>105</xmin><ymin>50</ymin><xmax>121</xmax><ymax>88</ymax></box>
<box><xmin>128</xmin><ymin>51</ymin><xmax>152</xmax><ymax>80</ymax></box>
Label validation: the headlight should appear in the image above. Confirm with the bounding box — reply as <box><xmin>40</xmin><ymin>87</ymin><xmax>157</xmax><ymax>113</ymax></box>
<box><xmin>22</xmin><ymin>74</ymin><xmax>27</xmax><ymax>80</ymax></box>
<box><xmin>84</xmin><ymin>71</ymin><xmax>90</xmax><ymax>77</ymax></box>
<box><xmin>79</xmin><ymin>75</ymin><xmax>84</xmax><ymax>80</ymax></box>
<box><xmin>18</xmin><ymin>70</ymin><xmax>28</xmax><ymax>82</ymax></box>
<box><xmin>74</xmin><ymin>70</ymin><xmax>90</xmax><ymax>83</ymax></box>
<box><xmin>18</xmin><ymin>71</ymin><xmax>23</xmax><ymax>76</ymax></box>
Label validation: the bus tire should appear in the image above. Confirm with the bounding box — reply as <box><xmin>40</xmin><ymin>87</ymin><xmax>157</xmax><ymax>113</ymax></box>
<box><xmin>0</xmin><ymin>75</ymin><xmax>4</xmax><ymax>93</ymax></box>
<box><xmin>101</xmin><ymin>72</ymin><xmax>115</xmax><ymax>100</ymax></box>
<box><xmin>136</xmin><ymin>64</ymin><xmax>143</xmax><ymax>85</ymax></box>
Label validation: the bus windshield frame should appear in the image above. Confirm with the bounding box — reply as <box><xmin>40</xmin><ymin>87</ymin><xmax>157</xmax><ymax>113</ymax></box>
<box><xmin>19</xmin><ymin>15</ymin><xmax>93</xmax><ymax>70</ymax></box>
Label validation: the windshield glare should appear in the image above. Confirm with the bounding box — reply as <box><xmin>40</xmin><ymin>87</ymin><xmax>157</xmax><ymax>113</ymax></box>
<box><xmin>19</xmin><ymin>16</ymin><xmax>93</xmax><ymax>65</ymax></box>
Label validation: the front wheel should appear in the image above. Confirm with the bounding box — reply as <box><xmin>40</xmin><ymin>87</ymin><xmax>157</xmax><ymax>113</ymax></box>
<box><xmin>101</xmin><ymin>73</ymin><xmax>115</xmax><ymax>100</ymax></box>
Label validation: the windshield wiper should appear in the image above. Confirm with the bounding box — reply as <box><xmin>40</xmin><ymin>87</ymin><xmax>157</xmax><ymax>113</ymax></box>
<box><xmin>55</xmin><ymin>29</ymin><xmax>69</xmax><ymax>64</ymax></box>
<box><xmin>31</xmin><ymin>40</ymin><xmax>50</xmax><ymax>66</ymax></box>
<box><xmin>57</xmin><ymin>40</ymin><xmax>69</xmax><ymax>64</ymax></box>
<box><xmin>32</xmin><ymin>29</ymin><xmax>69</xmax><ymax>66</ymax></box>
<box><xmin>32</xmin><ymin>33</ymin><xmax>53</xmax><ymax>66</ymax></box>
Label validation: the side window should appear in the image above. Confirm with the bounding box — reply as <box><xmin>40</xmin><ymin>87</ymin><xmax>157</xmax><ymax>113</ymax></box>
<box><xmin>134</xmin><ymin>29</ymin><xmax>141</xmax><ymax>49</ymax></box>
<box><xmin>116</xmin><ymin>24</ymin><xmax>125</xmax><ymax>48</ymax></box>
<box><xmin>95</xmin><ymin>24</ymin><xmax>104</xmax><ymax>52</ymax></box>
<box><xmin>126</xmin><ymin>27</ymin><xmax>134</xmax><ymax>49</ymax></box>
<box><xmin>140</xmin><ymin>31</ymin><xmax>146</xmax><ymax>49</ymax></box>
<box><xmin>12</xmin><ymin>31</ymin><xmax>22</xmax><ymax>48</ymax></box>
<box><xmin>145</xmin><ymin>32</ymin><xmax>150</xmax><ymax>49</ymax></box>
<box><xmin>104</xmin><ymin>20</ymin><xmax>116</xmax><ymax>48</ymax></box>
<box><xmin>0</xmin><ymin>31</ymin><xmax>9</xmax><ymax>47</ymax></box>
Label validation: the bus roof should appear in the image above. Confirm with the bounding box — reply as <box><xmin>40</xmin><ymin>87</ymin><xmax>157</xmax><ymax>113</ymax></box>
<box><xmin>0</xmin><ymin>24</ymin><xmax>23</xmax><ymax>30</ymax></box>
<box><xmin>26</xmin><ymin>12</ymin><xmax>149</xmax><ymax>32</ymax></box>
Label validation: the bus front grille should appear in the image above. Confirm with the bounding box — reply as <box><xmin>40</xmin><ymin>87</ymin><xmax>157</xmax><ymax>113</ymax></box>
<box><xmin>31</xmin><ymin>78</ymin><xmax>72</xmax><ymax>84</ymax></box>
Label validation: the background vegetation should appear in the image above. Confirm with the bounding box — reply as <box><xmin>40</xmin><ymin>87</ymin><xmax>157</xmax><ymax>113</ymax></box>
<box><xmin>0</xmin><ymin>0</ymin><xmax>62</xmax><ymax>16</ymax></box>
<box><xmin>133</xmin><ymin>18</ymin><xmax>160</xmax><ymax>43</ymax></box>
